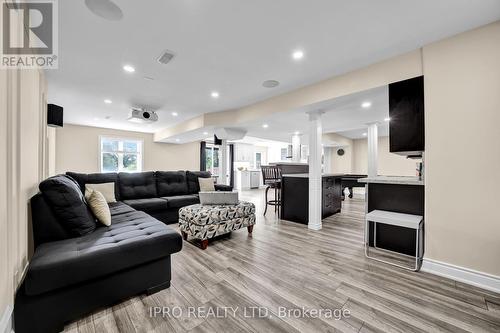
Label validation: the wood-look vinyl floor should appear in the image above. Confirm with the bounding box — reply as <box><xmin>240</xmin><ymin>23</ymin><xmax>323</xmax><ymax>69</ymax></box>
<box><xmin>64</xmin><ymin>189</ymin><xmax>500</xmax><ymax>333</ymax></box>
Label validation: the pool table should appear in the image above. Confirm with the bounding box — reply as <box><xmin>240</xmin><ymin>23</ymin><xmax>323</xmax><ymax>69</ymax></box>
<box><xmin>341</xmin><ymin>174</ymin><xmax>367</xmax><ymax>198</ymax></box>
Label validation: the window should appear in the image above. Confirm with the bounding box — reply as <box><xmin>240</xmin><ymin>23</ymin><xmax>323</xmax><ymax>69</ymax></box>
<box><xmin>255</xmin><ymin>152</ymin><xmax>262</xmax><ymax>169</ymax></box>
<box><xmin>204</xmin><ymin>144</ymin><xmax>219</xmax><ymax>176</ymax></box>
<box><xmin>100</xmin><ymin>137</ymin><xmax>143</xmax><ymax>173</ymax></box>
<box><xmin>280</xmin><ymin>148</ymin><xmax>288</xmax><ymax>161</ymax></box>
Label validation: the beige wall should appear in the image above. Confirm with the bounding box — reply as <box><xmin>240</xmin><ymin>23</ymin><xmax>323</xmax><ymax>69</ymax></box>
<box><xmin>331</xmin><ymin>146</ymin><xmax>354</xmax><ymax>174</ymax></box>
<box><xmin>423</xmin><ymin>22</ymin><xmax>500</xmax><ymax>276</ymax></box>
<box><xmin>352</xmin><ymin>136</ymin><xmax>416</xmax><ymax>176</ymax></box>
<box><xmin>55</xmin><ymin>124</ymin><xmax>200</xmax><ymax>174</ymax></box>
<box><xmin>0</xmin><ymin>54</ymin><xmax>9</xmax><ymax>329</ymax></box>
<box><xmin>0</xmin><ymin>68</ymin><xmax>46</xmax><ymax>333</ymax></box>
<box><xmin>323</xmin><ymin>133</ymin><xmax>354</xmax><ymax>174</ymax></box>
<box><xmin>1</xmin><ymin>0</ymin><xmax>49</xmax><ymax>322</ymax></box>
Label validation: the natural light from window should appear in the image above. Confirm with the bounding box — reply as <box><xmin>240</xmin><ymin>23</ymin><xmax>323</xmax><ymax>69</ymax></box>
<box><xmin>100</xmin><ymin>137</ymin><xmax>143</xmax><ymax>173</ymax></box>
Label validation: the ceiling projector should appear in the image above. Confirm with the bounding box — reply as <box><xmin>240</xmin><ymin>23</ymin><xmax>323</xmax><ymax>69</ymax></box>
<box><xmin>128</xmin><ymin>108</ymin><xmax>158</xmax><ymax>123</ymax></box>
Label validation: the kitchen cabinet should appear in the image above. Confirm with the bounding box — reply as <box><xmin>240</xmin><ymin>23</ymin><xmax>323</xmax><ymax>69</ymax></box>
<box><xmin>235</xmin><ymin>143</ymin><xmax>255</xmax><ymax>162</ymax></box>
<box><xmin>235</xmin><ymin>170</ymin><xmax>261</xmax><ymax>190</ymax></box>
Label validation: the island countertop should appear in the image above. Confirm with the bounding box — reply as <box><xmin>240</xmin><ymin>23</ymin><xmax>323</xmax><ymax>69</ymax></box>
<box><xmin>282</xmin><ymin>173</ymin><xmax>345</xmax><ymax>178</ymax></box>
<box><xmin>358</xmin><ymin>176</ymin><xmax>424</xmax><ymax>186</ymax></box>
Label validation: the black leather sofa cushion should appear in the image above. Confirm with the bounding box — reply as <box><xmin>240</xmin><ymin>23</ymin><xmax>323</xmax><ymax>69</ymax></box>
<box><xmin>163</xmin><ymin>194</ymin><xmax>199</xmax><ymax>208</ymax></box>
<box><xmin>156</xmin><ymin>171</ymin><xmax>189</xmax><ymax>197</ymax></box>
<box><xmin>66</xmin><ymin>172</ymin><xmax>121</xmax><ymax>201</ymax></box>
<box><xmin>122</xmin><ymin>198</ymin><xmax>168</xmax><ymax>212</ymax></box>
<box><xmin>186</xmin><ymin>171</ymin><xmax>212</xmax><ymax>194</ymax></box>
<box><xmin>214</xmin><ymin>184</ymin><xmax>233</xmax><ymax>191</ymax></box>
<box><xmin>108</xmin><ymin>202</ymin><xmax>136</xmax><ymax>216</ymax></box>
<box><xmin>119</xmin><ymin>172</ymin><xmax>157</xmax><ymax>200</ymax></box>
<box><xmin>39</xmin><ymin>175</ymin><xmax>96</xmax><ymax>236</ymax></box>
<box><xmin>24</xmin><ymin>211</ymin><xmax>182</xmax><ymax>296</ymax></box>
<box><xmin>30</xmin><ymin>193</ymin><xmax>72</xmax><ymax>247</ymax></box>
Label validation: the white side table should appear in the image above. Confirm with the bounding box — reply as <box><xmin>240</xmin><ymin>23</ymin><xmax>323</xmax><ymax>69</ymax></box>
<box><xmin>365</xmin><ymin>209</ymin><xmax>423</xmax><ymax>271</ymax></box>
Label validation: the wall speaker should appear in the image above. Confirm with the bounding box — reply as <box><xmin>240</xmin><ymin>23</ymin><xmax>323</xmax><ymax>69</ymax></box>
<box><xmin>47</xmin><ymin>104</ymin><xmax>63</xmax><ymax>127</ymax></box>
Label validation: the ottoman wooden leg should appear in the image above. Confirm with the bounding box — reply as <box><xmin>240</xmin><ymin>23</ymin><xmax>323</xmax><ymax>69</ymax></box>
<box><xmin>247</xmin><ymin>225</ymin><xmax>254</xmax><ymax>234</ymax></box>
<box><xmin>200</xmin><ymin>239</ymin><xmax>209</xmax><ymax>250</ymax></box>
<box><xmin>181</xmin><ymin>231</ymin><xmax>188</xmax><ymax>240</ymax></box>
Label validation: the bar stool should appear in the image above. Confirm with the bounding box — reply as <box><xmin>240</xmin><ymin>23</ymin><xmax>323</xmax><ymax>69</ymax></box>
<box><xmin>261</xmin><ymin>166</ymin><xmax>282</xmax><ymax>217</ymax></box>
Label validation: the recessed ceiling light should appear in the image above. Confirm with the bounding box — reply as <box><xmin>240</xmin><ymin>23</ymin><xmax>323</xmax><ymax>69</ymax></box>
<box><xmin>104</xmin><ymin>99</ymin><xmax>112</xmax><ymax>104</ymax></box>
<box><xmin>384</xmin><ymin>117</ymin><xmax>391</xmax><ymax>122</ymax></box>
<box><xmin>175</xmin><ymin>138</ymin><xmax>180</xmax><ymax>142</ymax></box>
<box><xmin>362</xmin><ymin>132</ymin><xmax>367</xmax><ymax>136</ymax></box>
<box><xmin>211</xmin><ymin>91</ymin><xmax>219</xmax><ymax>98</ymax></box>
<box><xmin>203</xmin><ymin>132</ymin><xmax>209</xmax><ymax>135</ymax></box>
<box><xmin>361</xmin><ymin>101</ymin><xmax>372</xmax><ymax>109</ymax></box>
<box><xmin>294</xmin><ymin>131</ymin><xmax>300</xmax><ymax>135</ymax></box>
<box><xmin>171</xmin><ymin>112</ymin><xmax>178</xmax><ymax>116</ymax></box>
<box><xmin>262</xmin><ymin>80</ymin><xmax>280</xmax><ymax>88</ymax></box>
<box><xmin>292</xmin><ymin>50</ymin><xmax>304</xmax><ymax>60</ymax></box>
<box><xmin>262</xmin><ymin>124</ymin><xmax>269</xmax><ymax>128</ymax></box>
<box><xmin>123</xmin><ymin>65</ymin><xmax>135</xmax><ymax>73</ymax></box>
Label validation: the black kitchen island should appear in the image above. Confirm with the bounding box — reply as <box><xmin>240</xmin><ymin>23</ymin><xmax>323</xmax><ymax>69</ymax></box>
<box><xmin>281</xmin><ymin>173</ymin><xmax>344</xmax><ymax>224</ymax></box>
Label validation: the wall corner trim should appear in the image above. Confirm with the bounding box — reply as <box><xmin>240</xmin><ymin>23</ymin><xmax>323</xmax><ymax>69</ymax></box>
<box><xmin>421</xmin><ymin>258</ymin><xmax>500</xmax><ymax>293</ymax></box>
<box><xmin>0</xmin><ymin>305</ymin><xmax>13</xmax><ymax>333</ymax></box>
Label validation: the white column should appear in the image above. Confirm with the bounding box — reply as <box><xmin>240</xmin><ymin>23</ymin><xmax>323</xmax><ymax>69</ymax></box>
<box><xmin>291</xmin><ymin>133</ymin><xmax>302</xmax><ymax>163</ymax></box>
<box><xmin>323</xmin><ymin>146</ymin><xmax>333</xmax><ymax>173</ymax></box>
<box><xmin>307</xmin><ymin>110</ymin><xmax>324</xmax><ymax>230</ymax></box>
<box><xmin>220</xmin><ymin>139</ymin><xmax>228</xmax><ymax>185</ymax></box>
<box><xmin>367</xmin><ymin>122</ymin><xmax>378</xmax><ymax>178</ymax></box>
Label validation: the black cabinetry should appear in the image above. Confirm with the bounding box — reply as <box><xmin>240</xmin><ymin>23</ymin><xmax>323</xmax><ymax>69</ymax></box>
<box><xmin>281</xmin><ymin>174</ymin><xmax>342</xmax><ymax>224</ymax></box>
<box><xmin>389</xmin><ymin>76</ymin><xmax>425</xmax><ymax>156</ymax></box>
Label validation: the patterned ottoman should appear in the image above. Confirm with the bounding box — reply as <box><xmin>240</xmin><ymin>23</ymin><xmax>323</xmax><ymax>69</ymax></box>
<box><xmin>179</xmin><ymin>201</ymin><xmax>256</xmax><ymax>249</ymax></box>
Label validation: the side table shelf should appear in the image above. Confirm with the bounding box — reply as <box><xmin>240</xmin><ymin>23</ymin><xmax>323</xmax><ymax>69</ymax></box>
<box><xmin>365</xmin><ymin>209</ymin><xmax>423</xmax><ymax>271</ymax></box>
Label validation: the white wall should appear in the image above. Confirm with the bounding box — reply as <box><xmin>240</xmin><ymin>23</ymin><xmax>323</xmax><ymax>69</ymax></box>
<box><xmin>267</xmin><ymin>143</ymin><xmax>289</xmax><ymax>163</ymax></box>
<box><xmin>55</xmin><ymin>124</ymin><xmax>200</xmax><ymax>174</ymax></box>
<box><xmin>254</xmin><ymin>146</ymin><xmax>268</xmax><ymax>167</ymax></box>
<box><xmin>352</xmin><ymin>136</ymin><xmax>416</xmax><ymax>176</ymax></box>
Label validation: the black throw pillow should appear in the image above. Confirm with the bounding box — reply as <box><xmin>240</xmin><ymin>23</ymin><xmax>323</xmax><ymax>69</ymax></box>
<box><xmin>39</xmin><ymin>175</ymin><xmax>96</xmax><ymax>236</ymax></box>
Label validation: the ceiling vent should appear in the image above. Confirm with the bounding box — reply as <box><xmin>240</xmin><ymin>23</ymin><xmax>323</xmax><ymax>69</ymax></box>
<box><xmin>157</xmin><ymin>50</ymin><xmax>175</xmax><ymax>65</ymax></box>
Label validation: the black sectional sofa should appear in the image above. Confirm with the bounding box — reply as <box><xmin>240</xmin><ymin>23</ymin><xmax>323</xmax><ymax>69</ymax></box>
<box><xmin>14</xmin><ymin>170</ymin><xmax>231</xmax><ymax>333</ymax></box>
<box><xmin>67</xmin><ymin>170</ymin><xmax>232</xmax><ymax>224</ymax></box>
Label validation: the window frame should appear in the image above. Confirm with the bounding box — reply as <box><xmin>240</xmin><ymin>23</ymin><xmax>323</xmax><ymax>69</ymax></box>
<box><xmin>99</xmin><ymin>136</ymin><xmax>144</xmax><ymax>173</ymax></box>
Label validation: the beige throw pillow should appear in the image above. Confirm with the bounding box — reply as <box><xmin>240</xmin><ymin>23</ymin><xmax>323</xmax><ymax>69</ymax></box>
<box><xmin>87</xmin><ymin>190</ymin><xmax>112</xmax><ymax>226</ymax></box>
<box><xmin>85</xmin><ymin>182</ymin><xmax>116</xmax><ymax>203</ymax></box>
<box><xmin>198</xmin><ymin>177</ymin><xmax>215</xmax><ymax>192</ymax></box>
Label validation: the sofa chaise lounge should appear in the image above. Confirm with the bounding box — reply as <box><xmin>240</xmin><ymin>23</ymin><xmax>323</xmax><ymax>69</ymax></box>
<box><xmin>14</xmin><ymin>170</ymin><xmax>231</xmax><ymax>333</ymax></box>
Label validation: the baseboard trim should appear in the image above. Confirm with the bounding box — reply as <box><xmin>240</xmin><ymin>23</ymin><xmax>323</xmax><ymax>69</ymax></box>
<box><xmin>421</xmin><ymin>258</ymin><xmax>500</xmax><ymax>293</ymax></box>
<box><xmin>0</xmin><ymin>305</ymin><xmax>13</xmax><ymax>333</ymax></box>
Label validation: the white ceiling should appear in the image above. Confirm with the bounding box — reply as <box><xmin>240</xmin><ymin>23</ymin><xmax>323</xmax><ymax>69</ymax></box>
<box><xmin>163</xmin><ymin>85</ymin><xmax>390</xmax><ymax>144</ymax></box>
<box><xmin>47</xmin><ymin>0</ymin><xmax>500</xmax><ymax>134</ymax></box>
<box><xmin>244</xmin><ymin>86</ymin><xmax>390</xmax><ymax>142</ymax></box>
